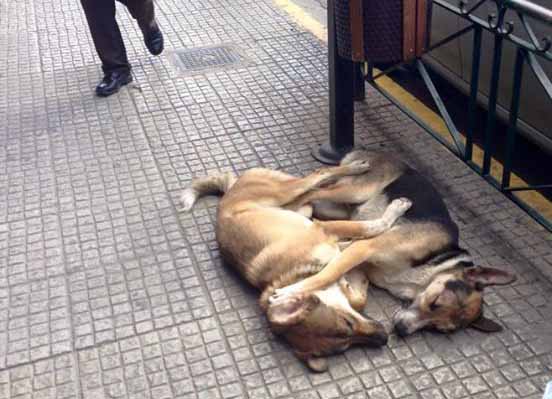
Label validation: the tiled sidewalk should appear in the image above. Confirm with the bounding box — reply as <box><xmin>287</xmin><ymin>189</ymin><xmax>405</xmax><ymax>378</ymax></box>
<box><xmin>1</xmin><ymin>0</ymin><xmax>551</xmax><ymax>398</ymax></box>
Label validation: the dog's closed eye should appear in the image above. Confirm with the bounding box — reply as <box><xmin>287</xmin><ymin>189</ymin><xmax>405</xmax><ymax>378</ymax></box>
<box><xmin>429</xmin><ymin>298</ymin><xmax>440</xmax><ymax>311</ymax></box>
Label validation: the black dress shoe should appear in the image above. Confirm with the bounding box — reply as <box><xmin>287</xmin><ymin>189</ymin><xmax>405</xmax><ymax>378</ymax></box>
<box><xmin>95</xmin><ymin>71</ymin><xmax>133</xmax><ymax>97</ymax></box>
<box><xmin>144</xmin><ymin>28</ymin><xmax>164</xmax><ymax>56</ymax></box>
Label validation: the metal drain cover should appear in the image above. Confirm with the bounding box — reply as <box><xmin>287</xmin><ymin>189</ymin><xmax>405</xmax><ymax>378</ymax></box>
<box><xmin>171</xmin><ymin>44</ymin><xmax>249</xmax><ymax>75</ymax></box>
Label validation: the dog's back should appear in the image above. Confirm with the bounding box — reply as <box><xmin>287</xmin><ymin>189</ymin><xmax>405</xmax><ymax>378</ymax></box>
<box><xmin>378</xmin><ymin>166</ymin><xmax>457</xmax><ymax>229</ymax></box>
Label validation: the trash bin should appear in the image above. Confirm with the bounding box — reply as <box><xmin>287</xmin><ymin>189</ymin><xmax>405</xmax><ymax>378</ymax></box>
<box><xmin>334</xmin><ymin>0</ymin><xmax>432</xmax><ymax>64</ymax></box>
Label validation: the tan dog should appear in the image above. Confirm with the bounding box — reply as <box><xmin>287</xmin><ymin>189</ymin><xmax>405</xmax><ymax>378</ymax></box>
<box><xmin>180</xmin><ymin>161</ymin><xmax>412</xmax><ymax>371</ymax></box>
<box><xmin>270</xmin><ymin>150</ymin><xmax>517</xmax><ymax>336</ymax></box>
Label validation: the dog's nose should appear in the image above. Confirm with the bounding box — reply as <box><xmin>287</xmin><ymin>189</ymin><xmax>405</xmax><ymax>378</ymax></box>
<box><xmin>356</xmin><ymin>322</ymin><xmax>388</xmax><ymax>347</ymax></box>
<box><xmin>394</xmin><ymin>319</ymin><xmax>411</xmax><ymax>337</ymax></box>
<box><xmin>370</xmin><ymin>329</ymin><xmax>388</xmax><ymax>347</ymax></box>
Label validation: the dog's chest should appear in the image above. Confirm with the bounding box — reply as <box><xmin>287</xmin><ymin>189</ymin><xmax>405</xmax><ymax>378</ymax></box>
<box><xmin>372</xmin><ymin>265</ymin><xmax>435</xmax><ymax>286</ymax></box>
<box><xmin>367</xmin><ymin>263</ymin><xmax>445</xmax><ymax>300</ymax></box>
<box><xmin>311</xmin><ymin>243</ymin><xmax>340</xmax><ymax>265</ymax></box>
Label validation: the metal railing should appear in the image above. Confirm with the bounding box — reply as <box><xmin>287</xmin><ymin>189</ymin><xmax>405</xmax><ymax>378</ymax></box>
<box><xmin>315</xmin><ymin>0</ymin><xmax>552</xmax><ymax>232</ymax></box>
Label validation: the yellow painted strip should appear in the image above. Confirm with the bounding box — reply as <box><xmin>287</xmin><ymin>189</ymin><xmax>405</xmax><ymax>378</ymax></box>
<box><xmin>274</xmin><ymin>0</ymin><xmax>327</xmax><ymax>42</ymax></box>
<box><xmin>273</xmin><ymin>0</ymin><xmax>552</xmax><ymax>222</ymax></box>
<box><xmin>376</xmin><ymin>74</ymin><xmax>552</xmax><ymax>220</ymax></box>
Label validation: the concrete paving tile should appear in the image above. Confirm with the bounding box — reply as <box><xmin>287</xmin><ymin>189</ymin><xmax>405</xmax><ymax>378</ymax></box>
<box><xmin>2</xmin><ymin>0</ymin><xmax>552</xmax><ymax>397</ymax></box>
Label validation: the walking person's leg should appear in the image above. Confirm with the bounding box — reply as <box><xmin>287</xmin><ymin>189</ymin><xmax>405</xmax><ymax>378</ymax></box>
<box><xmin>119</xmin><ymin>0</ymin><xmax>164</xmax><ymax>55</ymax></box>
<box><xmin>80</xmin><ymin>0</ymin><xmax>133</xmax><ymax>97</ymax></box>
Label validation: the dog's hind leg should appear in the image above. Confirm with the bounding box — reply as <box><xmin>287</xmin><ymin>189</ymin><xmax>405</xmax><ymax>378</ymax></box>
<box><xmin>259</xmin><ymin>161</ymin><xmax>372</xmax><ymax>207</ymax></box>
<box><xmin>286</xmin><ymin>180</ymin><xmax>382</xmax><ymax>212</ymax></box>
<box><xmin>315</xmin><ymin>197</ymin><xmax>412</xmax><ymax>239</ymax></box>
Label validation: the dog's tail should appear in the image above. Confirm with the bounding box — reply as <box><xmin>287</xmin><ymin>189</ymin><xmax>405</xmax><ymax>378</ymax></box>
<box><xmin>179</xmin><ymin>172</ymin><xmax>237</xmax><ymax>212</ymax></box>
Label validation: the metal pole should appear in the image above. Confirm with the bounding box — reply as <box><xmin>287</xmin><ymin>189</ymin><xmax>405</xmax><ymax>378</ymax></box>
<box><xmin>416</xmin><ymin>60</ymin><xmax>465</xmax><ymax>156</ymax></box>
<box><xmin>312</xmin><ymin>0</ymin><xmax>355</xmax><ymax>165</ymax></box>
<box><xmin>354</xmin><ymin>62</ymin><xmax>366</xmax><ymax>101</ymax></box>
<box><xmin>466</xmin><ymin>26</ymin><xmax>482</xmax><ymax>162</ymax></box>
<box><xmin>501</xmin><ymin>48</ymin><xmax>526</xmax><ymax>189</ymax></box>
<box><xmin>482</xmin><ymin>35</ymin><xmax>504</xmax><ymax>176</ymax></box>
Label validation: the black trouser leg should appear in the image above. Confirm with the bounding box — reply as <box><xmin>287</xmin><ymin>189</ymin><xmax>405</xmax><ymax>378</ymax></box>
<box><xmin>81</xmin><ymin>0</ymin><xmax>130</xmax><ymax>75</ymax></box>
<box><xmin>118</xmin><ymin>0</ymin><xmax>157</xmax><ymax>35</ymax></box>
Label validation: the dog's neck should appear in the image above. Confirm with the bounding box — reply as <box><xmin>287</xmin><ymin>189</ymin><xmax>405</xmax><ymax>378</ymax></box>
<box><xmin>387</xmin><ymin>253</ymin><xmax>474</xmax><ymax>300</ymax></box>
<box><xmin>393</xmin><ymin>260</ymin><xmax>473</xmax><ymax>300</ymax></box>
<box><xmin>259</xmin><ymin>264</ymin><xmax>324</xmax><ymax>310</ymax></box>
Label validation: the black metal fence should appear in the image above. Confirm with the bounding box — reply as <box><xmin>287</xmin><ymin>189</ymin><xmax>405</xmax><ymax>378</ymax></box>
<box><xmin>315</xmin><ymin>0</ymin><xmax>552</xmax><ymax>231</ymax></box>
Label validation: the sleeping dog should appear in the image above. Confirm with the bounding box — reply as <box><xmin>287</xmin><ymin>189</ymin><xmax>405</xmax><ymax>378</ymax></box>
<box><xmin>180</xmin><ymin>160</ymin><xmax>412</xmax><ymax>371</ymax></box>
<box><xmin>270</xmin><ymin>150</ymin><xmax>516</xmax><ymax>336</ymax></box>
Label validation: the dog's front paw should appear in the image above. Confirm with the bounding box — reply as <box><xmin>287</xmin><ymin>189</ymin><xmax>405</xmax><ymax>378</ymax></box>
<box><xmin>347</xmin><ymin>159</ymin><xmax>371</xmax><ymax>175</ymax></box>
<box><xmin>269</xmin><ymin>283</ymin><xmax>304</xmax><ymax>304</ymax></box>
<box><xmin>179</xmin><ymin>188</ymin><xmax>198</xmax><ymax>212</ymax></box>
<box><xmin>387</xmin><ymin>197</ymin><xmax>412</xmax><ymax>217</ymax></box>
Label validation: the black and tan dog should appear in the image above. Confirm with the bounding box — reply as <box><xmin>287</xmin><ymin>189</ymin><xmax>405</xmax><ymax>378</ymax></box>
<box><xmin>180</xmin><ymin>160</ymin><xmax>412</xmax><ymax>371</ymax></box>
<box><xmin>270</xmin><ymin>150</ymin><xmax>516</xmax><ymax>336</ymax></box>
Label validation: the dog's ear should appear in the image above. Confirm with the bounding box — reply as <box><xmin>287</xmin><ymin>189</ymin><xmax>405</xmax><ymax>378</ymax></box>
<box><xmin>295</xmin><ymin>351</ymin><xmax>328</xmax><ymax>372</ymax></box>
<box><xmin>464</xmin><ymin>266</ymin><xmax>516</xmax><ymax>289</ymax></box>
<box><xmin>267</xmin><ymin>295</ymin><xmax>319</xmax><ymax>330</ymax></box>
<box><xmin>470</xmin><ymin>315</ymin><xmax>503</xmax><ymax>333</ymax></box>
<box><xmin>305</xmin><ymin>356</ymin><xmax>328</xmax><ymax>372</ymax></box>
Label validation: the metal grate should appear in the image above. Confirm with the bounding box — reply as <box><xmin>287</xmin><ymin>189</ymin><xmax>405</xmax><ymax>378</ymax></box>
<box><xmin>172</xmin><ymin>44</ymin><xmax>247</xmax><ymax>75</ymax></box>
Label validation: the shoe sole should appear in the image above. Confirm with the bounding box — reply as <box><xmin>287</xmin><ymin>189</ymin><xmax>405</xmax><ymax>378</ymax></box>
<box><xmin>145</xmin><ymin>32</ymin><xmax>164</xmax><ymax>56</ymax></box>
<box><xmin>149</xmin><ymin>46</ymin><xmax>164</xmax><ymax>56</ymax></box>
<box><xmin>95</xmin><ymin>75</ymin><xmax>133</xmax><ymax>97</ymax></box>
<box><xmin>147</xmin><ymin>43</ymin><xmax>164</xmax><ymax>56</ymax></box>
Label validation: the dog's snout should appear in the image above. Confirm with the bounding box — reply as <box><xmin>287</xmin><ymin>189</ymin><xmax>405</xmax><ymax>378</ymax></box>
<box><xmin>393</xmin><ymin>308</ymin><xmax>427</xmax><ymax>337</ymax></box>
<box><xmin>394</xmin><ymin>320</ymin><xmax>410</xmax><ymax>337</ymax></box>
<box><xmin>370</xmin><ymin>328</ymin><xmax>388</xmax><ymax>347</ymax></box>
<box><xmin>355</xmin><ymin>320</ymin><xmax>388</xmax><ymax>347</ymax></box>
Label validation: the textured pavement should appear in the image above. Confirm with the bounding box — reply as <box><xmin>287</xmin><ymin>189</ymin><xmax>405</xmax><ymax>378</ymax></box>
<box><xmin>1</xmin><ymin>0</ymin><xmax>552</xmax><ymax>398</ymax></box>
